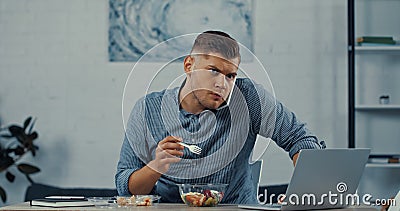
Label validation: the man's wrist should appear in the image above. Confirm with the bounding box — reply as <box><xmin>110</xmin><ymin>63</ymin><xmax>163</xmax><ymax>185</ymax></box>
<box><xmin>146</xmin><ymin>161</ymin><xmax>163</xmax><ymax>179</ymax></box>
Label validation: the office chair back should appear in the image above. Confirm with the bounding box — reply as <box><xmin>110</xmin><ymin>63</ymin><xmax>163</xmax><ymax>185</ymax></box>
<box><xmin>250</xmin><ymin>160</ymin><xmax>263</xmax><ymax>192</ymax></box>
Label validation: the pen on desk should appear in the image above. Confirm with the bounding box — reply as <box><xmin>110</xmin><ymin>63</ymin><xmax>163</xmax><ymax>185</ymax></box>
<box><xmin>45</xmin><ymin>196</ymin><xmax>85</xmax><ymax>199</ymax></box>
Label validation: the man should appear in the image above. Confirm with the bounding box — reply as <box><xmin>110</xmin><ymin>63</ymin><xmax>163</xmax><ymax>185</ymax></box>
<box><xmin>116</xmin><ymin>31</ymin><xmax>322</xmax><ymax>204</ymax></box>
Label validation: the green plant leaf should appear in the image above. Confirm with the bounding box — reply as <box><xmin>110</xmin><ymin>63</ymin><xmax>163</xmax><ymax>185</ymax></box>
<box><xmin>14</xmin><ymin>146</ymin><xmax>25</xmax><ymax>155</ymax></box>
<box><xmin>28</xmin><ymin>132</ymin><xmax>38</xmax><ymax>141</ymax></box>
<box><xmin>17</xmin><ymin>163</ymin><xmax>40</xmax><ymax>174</ymax></box>
<box><xmin>0</xmin><ymin>186</ymin><xmax>6</xmax><ymax>203</ymax></box>
<box><xmin>28</xmin><ymin>118</ymin><xmax>36</xmax><ymax>134</ymax></box>
<box><xmin>20</xmin><ymin>132</ymin><xmax>38</xmax><ymax>157</ymax></box>
<box><xmin>30</xmin><ymin>148</ymin><xmax>36</xmax><ymax>156</ymax></box>
<box><xmin>8</xmin><ymin>125</ymin><xmax>23</xmax><ymax>134</ymax></box>
<box><xmin>23</xmin><ymin>117</ymin><xmax>32</xmax><ymax>130</ymax></box>
<box><xmin>5</xmin><ymin>171</ymin><xmax>15</xmax><ymax>183</ymax></box>
<box><xmin>0</xmin><ymin>156</ymin><xmax>14</xmax><ymax>173</ymax></box>
<box><xmin>0</xmin><ymin>134</ymin><xmax>13</xmax><ymax>139</ymax></box>
<box><xmin>26</xmin><ymin>174</ymin><xmax>34</xmax><ymax>184</ymax></box>
<box><xmin>8</xmin><ymin>125</ymin><xmax>26</xmax><ymax>144</ymax></box>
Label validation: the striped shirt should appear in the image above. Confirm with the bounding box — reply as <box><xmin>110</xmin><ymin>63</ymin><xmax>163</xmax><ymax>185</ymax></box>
<box><xmin>115</xmin><ymin>78</ymin><xmax>321</xmax><ymax>204</ymax></box>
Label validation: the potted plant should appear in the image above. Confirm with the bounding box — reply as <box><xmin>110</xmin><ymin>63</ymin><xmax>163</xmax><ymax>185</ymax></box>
<box><xmin>0</xmin><ymin>117</ymin><xmax>40</xmax><ymax>203</ymax></box>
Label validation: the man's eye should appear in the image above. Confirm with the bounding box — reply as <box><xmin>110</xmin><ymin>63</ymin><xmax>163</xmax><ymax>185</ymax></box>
<box><xmin>210</xmin><ymin>69</ymin><xmax>219</xmax><ymax>75</ymax></box>
<box><xmin>226</xmin><ymin>74</ymin><xmax>236</xmax><ymax>80</ymax></box>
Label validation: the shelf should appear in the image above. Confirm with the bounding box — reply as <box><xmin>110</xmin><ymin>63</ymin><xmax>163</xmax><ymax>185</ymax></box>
<box><xmin>355</xmin><ymin>45</ymin><xmax>400</xmax><ymax>52</ymax></box>
<box><xmin>355</xmin><ymin>105</ymin><xmax>400</xmax><ymax>110</ymax></box>
<box><xmin>366</xmin><ymin>163</ymin><xmax>400</xmax><ymax>168</ymax></box>
<box><xmin>348</xmin><ymin>0</ymin><xmax>400</xmax><ymax>161</ymax></box>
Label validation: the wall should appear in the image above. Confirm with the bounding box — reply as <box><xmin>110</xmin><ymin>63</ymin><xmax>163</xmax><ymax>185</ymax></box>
<box><xmin>0</xmin><ymin>0</ymin><xmax>350</xmax><ymax>205</ymax></box>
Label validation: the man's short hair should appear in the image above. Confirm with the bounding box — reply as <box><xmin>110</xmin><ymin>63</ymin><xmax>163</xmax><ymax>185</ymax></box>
<box><xmin>190</xmin><ymin>31</ymin><xmax>240</xmax><ymax>61</ymax></box>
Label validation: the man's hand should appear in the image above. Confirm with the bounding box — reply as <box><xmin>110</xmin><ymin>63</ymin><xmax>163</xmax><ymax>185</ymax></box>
<box><xmin>148</xmin><ymin>136</ymin><xmax>185</xmax><ymax>174</ymax></box>
<box><xmin>128</xmin><ymin>136</ymin><xmax>184</xmax><ymax>195</ymax></box>
<box><xmin>292</xmin><ymin>152</ymin><xmax>299</xmax><ymax>166</ymax></box>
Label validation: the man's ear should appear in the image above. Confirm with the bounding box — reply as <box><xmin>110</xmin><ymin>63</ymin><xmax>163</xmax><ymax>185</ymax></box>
<box><xmin>183</xmin><ymin>56</ymin><xmax>193</xmax><ymax>73</ymax></box>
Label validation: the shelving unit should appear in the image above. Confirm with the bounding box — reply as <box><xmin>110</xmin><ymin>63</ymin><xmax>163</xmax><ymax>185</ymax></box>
<box><xmin>366</xmin><ymin>163</ymin><xmax>400</xmax><ymax>168</ymax></box>
<box><xmin>348</xmin><ymin>0</ymin><xmax>400</xmax><ymax>155</ymax></box>
<box><xmin>355</xmin><ymin>105</ymin><xmax>400</xmax><ymax>110</ymax></box>
<box><xmin>355</xmin><ymin>45</ymin><xmax>400</xmax><ymax>51</ymax></box>
<box><xmin>348</xmin><ymin>0</ymin><xmax>400</xmax><ymax>200</ymax></box>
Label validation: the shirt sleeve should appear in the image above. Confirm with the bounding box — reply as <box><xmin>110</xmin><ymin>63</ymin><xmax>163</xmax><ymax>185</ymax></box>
<box><xmin>115</xmin><ymin>97</ymin><xmax>153</xmax><ymax>195</ymax></box>
<box><xmin>252</xmin><ymin>81</ymin><xmax>322</xmax><ymax>159</ymax></box>
<box><xmin>115</xmin><ymin>136</ymin><xmax>145</xmax><ymax>195</ymax></box>
<box><xmin>270</xmin><ymin>100</ymin><xmax>321</xmax><ymax>159</ymax></box>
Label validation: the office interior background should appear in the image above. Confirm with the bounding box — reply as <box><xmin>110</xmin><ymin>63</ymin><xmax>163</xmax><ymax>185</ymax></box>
<box><xmin>0</xmin><ymin>0</ymin><xmax>399</xmax><ymax>206</ymax></box>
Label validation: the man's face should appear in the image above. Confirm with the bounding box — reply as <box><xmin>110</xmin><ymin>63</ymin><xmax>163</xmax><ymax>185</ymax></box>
<box><xmin>184</xmin><ymin>53</ymin><xmax>240</xmax><ymax>110</ymax></box>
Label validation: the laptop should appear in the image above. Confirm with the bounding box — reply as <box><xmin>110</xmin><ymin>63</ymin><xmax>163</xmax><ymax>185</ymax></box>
<box><xmin>239</xmin><ymin>148</ymin><xmax>370</xmax><ymax>210</ymax></box>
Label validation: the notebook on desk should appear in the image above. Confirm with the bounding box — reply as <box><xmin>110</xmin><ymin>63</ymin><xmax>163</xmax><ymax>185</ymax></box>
<box><xmin>30</xmin><ymin>197</ymin><xmax>94</xmax><ymax>208</ymax></box>
<box><xmin>239</xmin><ymin>148</ymin><xmax>370</xmax><ymax>211</ymax></box>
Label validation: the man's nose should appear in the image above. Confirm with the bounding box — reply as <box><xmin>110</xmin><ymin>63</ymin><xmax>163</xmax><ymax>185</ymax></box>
<box><xmin>215</xmin><ymin>73</ymin><xmax>227</xmax><ymax>89</ymax></box>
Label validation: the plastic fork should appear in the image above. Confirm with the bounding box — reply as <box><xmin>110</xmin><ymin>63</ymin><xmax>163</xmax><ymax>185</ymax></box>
<box><xmin>178</xmin><ymin>142</ymin><xmax>202</xmax><ymax>155</ymax></box>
